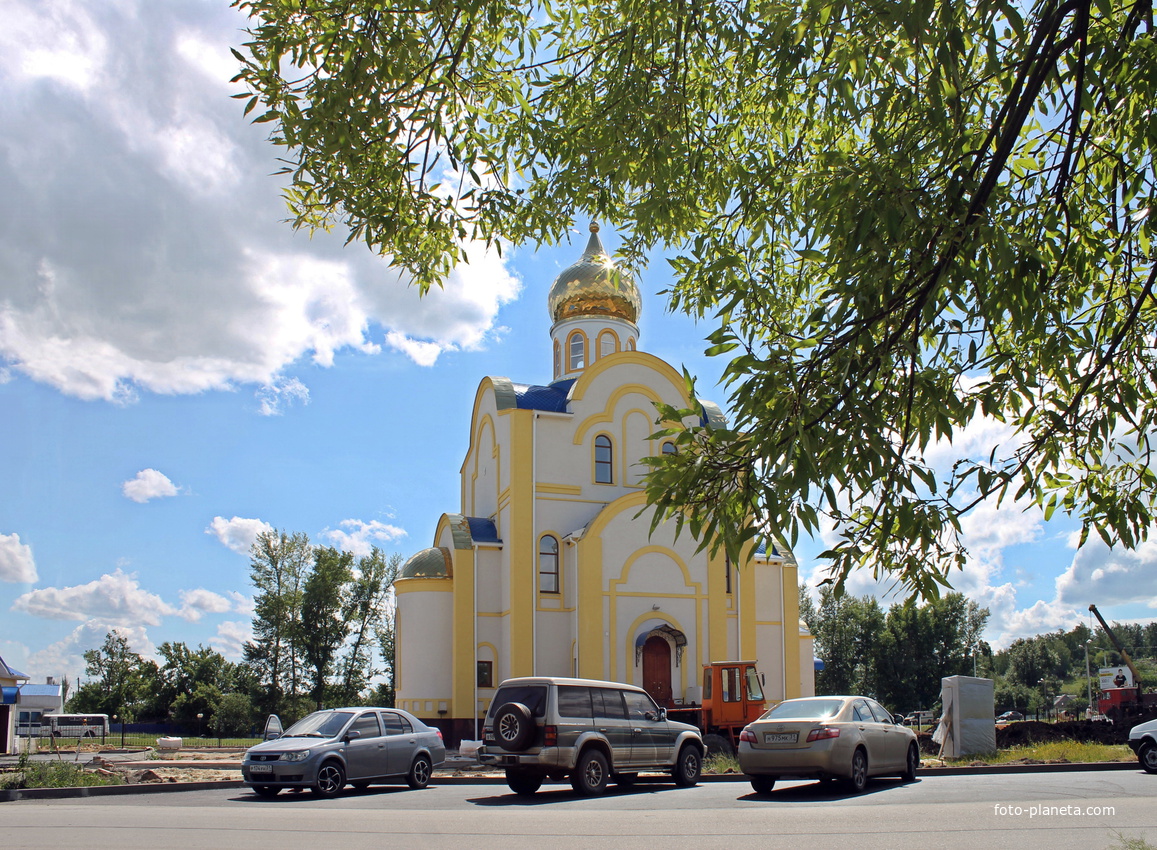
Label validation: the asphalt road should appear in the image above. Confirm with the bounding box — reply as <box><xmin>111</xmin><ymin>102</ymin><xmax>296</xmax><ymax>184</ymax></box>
<box><xmin>5</xmin><ymin>771</ymin><xmax>1155</xmax><ymax>850</ymax></box>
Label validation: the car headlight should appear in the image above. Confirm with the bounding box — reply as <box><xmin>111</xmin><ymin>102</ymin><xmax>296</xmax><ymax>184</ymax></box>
<box><xmin>282</xmin><ymin>750</ymin><xmax>311</xmax><ymax>762</ymax></box>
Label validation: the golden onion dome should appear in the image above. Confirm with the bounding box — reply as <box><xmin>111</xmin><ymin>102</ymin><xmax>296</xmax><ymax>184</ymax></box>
<box><xmin>548</xmin><ymin>223</ymin><xmax>641</xmax><ymax>325</ymax></box>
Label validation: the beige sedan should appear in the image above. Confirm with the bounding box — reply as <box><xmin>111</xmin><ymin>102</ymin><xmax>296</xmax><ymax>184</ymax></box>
<box><xmin>737</xmin><ymin>696</ymin><xmax>919</xmax><ymax>794</ymax></box>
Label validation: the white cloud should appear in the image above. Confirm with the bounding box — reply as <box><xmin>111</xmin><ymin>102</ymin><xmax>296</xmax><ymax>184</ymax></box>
<box><xmin>28</xmin><ymin>621</ymin><xmax>153</xmax><ymax>684</ymax></box>
<box><xmin>0</xmin><ymin>0</ymin><xmax>521</xmax><ymax>403</ymax></box>
<box><xmin>11</xmin><ymin>569</ymin><xmax>177</xmax><ymax>626</ymax></box>
<box><xmin>0</xmin><ymin>533</ymin><xmax>38</xmax><ymax>582</ymax></box>
<box><xmin>1055</xmin><ymin>536</ymin><xmax>1157</xmax><ymax>609</ymax></box>
<box><xmin>206</xmin><ymin>516</ymin><xmax>273</xmax><ymax>555</ymax></box>
<box><xmin>255</xmin><ymin>376</ymin><xmax>310</xmax><ymax>416</ymax></box>
<box><xmin>121</xmin><ymin>468</ymin><xmax>180</xmax><ymax>503</ymax></box>
<box><xmin>212</xmin><ymin>620</ymin><xmax>252</xmax><ymax>660</ymax></box>
<box><xmin>321</xmin><ymin>519</ymin><xmax>408</xmax><ymax>557</ymax></box>
<box><xmin>228</xmin><ymin>590</ymin><xmax>254</xmax><ymax>617</ymax></box>
<box><xmin>178</xmin><ymin>588</ymin><xmax>233</xmax><ymax>621</ymax></box>
<box><xmin>385</xmin><ymin>332</ymin><xmax>445</xmax><ymax>368</ymax></box>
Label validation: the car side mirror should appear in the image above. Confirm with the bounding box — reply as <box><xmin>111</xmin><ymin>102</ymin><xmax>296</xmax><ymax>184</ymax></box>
<box><xmin>658</xmin><ymin>707</ymin><xmax>667</xmax><ymax>721</ymax></box>
<box><xmin>344</xmin><ymin>730</ymin><xmax>361</xmax><ymax>743</ymax></box>
<box><xmin>263</xmin><ymin>714</ymin><xmax>283</xmax><ymax>740</ymax></box>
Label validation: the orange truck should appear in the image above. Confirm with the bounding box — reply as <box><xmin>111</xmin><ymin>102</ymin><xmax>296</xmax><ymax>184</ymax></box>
<box><xmin>665</xmin><ymin>661</ymin><xmax>769</xmax><ymax>755</ymax></box>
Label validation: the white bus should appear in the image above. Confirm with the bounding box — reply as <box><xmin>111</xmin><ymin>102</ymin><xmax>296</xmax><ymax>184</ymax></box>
<box><xmin>43</xmin><ymin>713</ymin><xmax>110</xmax><ymax>738</ymax></box>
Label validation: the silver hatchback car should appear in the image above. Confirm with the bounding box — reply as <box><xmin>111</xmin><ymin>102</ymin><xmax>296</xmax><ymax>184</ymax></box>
<box><xmin>242</xmin><ymin>707</ymin><xmax>445</xmax><ymax>797</ymax></box>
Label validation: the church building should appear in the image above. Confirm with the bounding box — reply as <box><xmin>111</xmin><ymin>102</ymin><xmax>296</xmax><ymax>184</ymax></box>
<box><xmin>395</xmin><ymin>225</ymin><xmax>814</xmax><ymax>743</ymax></box>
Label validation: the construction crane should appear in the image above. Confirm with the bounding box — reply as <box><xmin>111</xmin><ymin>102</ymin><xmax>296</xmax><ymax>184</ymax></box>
<box><xmin>1089</xmin><ymin>604</ymin><xmax>1157</xmax><ymax>722</ymax></box>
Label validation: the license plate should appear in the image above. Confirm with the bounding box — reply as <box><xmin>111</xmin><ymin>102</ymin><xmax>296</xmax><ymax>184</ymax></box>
<box><xmin>249</xmin><ymin>764</ymin><xmax>273</xmax><ymax>773</ymax></box>
<box><xmin>764</xmin><ymin>732</ymin><xmax>797</xmax><ymax>744</ymax></box>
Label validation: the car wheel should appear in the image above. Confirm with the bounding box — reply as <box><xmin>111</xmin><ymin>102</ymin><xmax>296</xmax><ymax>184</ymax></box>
<box><xmin>672</xmin><ymin>744</ymin><xmax>702</xmax><ymax>787</ymax></box>
<box><xmin>1139</xmin><ymin>741</ymin><xmax>1157</xmax><ymax>774</ymax></box>
<box><xmin>506</xmin><ymin>770</ymin><xmax>543</xmax><ymax>796</ymax></box>
<box><xmin>493</xmin><ymin>702</ymin><xmax>536</xmax><ymax>751</ymax></box>
<box><xmin>252</xmin><ymin>785</ymin><xmax>280</xmax><ymax>798</ymax></box>
<box><xmin>903</xmin><ymin>743</ymin><xmax>919</xmax><ymax>782</ymax></box>
<box><xmin>750</xmin><ymin>775</ymin><xmax>776</xmax><ymax>795</ymax></box>
<box><xmin>312</xmin><ymin>761</ymin><xmax>346</xmax><ymax>798</ymax></box>
<box><xmin>407</xmin><ymin>754</ymin><xmax>433</xmax><ymax>789</ymax></box>
<box><xmin>571</xmin><ymin>749</ymin><xmax>609</xmax><ymax>796</ymax></box>
<box><xmin>702</xmin><ymin>733</ymin><xmax>735</xmax><ymax>758</ymax></box>
<box><xmin>844</xmin><ymin>748</ymin><xmax>868</xmax><ymax>794</ymax></box>
<box><xmin>615</xmin><ymin>773</ymin><xmax>638</xmax><ymax>786</ymax></box>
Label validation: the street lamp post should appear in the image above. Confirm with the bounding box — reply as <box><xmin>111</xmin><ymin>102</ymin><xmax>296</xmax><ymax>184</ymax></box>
<box><xmin>196</xmin><ymin>713</ymin><xmax>204</xmax><ymax>741</ymax></box>
<box><xmin>1084</xmin><ymin>641</ymin><xmax>1094</xmax><ymax>719</ymax></box>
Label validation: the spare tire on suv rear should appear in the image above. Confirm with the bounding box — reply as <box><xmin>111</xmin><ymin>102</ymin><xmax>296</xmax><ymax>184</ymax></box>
<box><xmin>493</xmin><ymin>702</ymin><xmax>537</xmax><ymax>751</ymax></box>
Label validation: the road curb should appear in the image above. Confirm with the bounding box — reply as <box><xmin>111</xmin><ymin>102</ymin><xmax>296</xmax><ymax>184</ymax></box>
<box><xmin>1</xmin><ymin>760</ymin><xmax>1143</xmax><ymax>801</ymax></box>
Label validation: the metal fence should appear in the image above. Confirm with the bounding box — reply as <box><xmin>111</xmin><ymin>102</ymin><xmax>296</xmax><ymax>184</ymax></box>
<box><xmin>25</xmin><ymin>731</ymin><xmax>261</xmax><ymax>750</ymax></box>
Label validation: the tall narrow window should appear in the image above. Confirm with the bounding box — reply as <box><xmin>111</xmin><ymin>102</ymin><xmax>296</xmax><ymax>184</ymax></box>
<box><xmin>568</xmin><ymin>332</ymin><xmax>586</xmax><ymax>370</ymax></box>
<box><xmin>553</xmin><ymin>341</ymin><xmax>561</xmax><ymax>376</ymax></box>
<box><xmin>725</xmin><ymin>554</ymin><xmax>732</xmax><ymax>594</ymax></box>
<box><xmin>477</xmin><ymin>660</ymin><xmax>494</xmax><ymax>688</ymax></box>
<box><xmin>594</xmin><ymin>434</ymin><xmax>613</xmax><ymax>483</ymax></box>
<box><xmin>598</xmin><ymin>331</ymin><xmax>618</xmax><ymax>359</ymax></box>
<box><xmin>627</xmin><ymin>338</ymin><xmax>636</xmax><ymax>351</ymax></box>
<box><xmin>539</xmin><ymin>535</ymin><xmax>560</xmax><ymax>593</ymax></box>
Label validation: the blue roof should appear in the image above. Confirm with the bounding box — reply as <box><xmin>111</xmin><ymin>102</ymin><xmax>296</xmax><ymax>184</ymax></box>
<box><xmin>19</xmin><ymin>684</ymin><xmax>61</xmax><ymax>697</ymax></box>
<box><xmin>511</xmin><ymin>379</ymin><xmax>575</xmax><ymax>413</ymax></box>
<box><xmin>465</xmin><ymin>517</ymin><xmax>502</xmax><ymax>544</ymax></box>
<box><xmin>754</xmin><ymin>541</ymin><xmax>781</xmax><ymax>558</ymax></box>
<box><xmin>0</xmin><ymin>654</ymin><xmax>27</xmax><ymax>679</ymax></box>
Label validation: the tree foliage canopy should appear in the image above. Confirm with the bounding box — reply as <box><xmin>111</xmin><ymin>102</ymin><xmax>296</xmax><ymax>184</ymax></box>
<box><xmin>233</xmin><ymin>0</ymin><xmax>1157</xmax><ymax>595</ymax></box>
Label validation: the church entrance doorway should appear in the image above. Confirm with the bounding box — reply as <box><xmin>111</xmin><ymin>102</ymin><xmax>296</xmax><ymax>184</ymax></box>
<box><xmin>642</xmin><ymin>636</ymin><xmax>673</xmax><ymax>705</ymax></box>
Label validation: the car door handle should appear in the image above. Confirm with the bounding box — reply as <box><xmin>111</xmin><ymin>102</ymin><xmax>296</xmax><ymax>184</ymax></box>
<box><xmin>633</xmin><ymin>728</ymin><xmax>642</xmax><ymax>733</ymax></box>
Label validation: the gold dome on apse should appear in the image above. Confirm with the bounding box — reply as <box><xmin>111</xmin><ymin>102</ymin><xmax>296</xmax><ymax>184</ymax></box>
<box><xmin>547</xmin><ymin>223</ymin><xmax>642</xmax><ymax>324</ymax></box>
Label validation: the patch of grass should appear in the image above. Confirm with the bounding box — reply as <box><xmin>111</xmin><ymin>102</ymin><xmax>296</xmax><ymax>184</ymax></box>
<box><xmin>1107</xmin><ymin>830</ymin><xmax>1157</xmax><ymax>850</ymax></box>
<box><xmin>703</xmin><ymin>753</ymin><xmax>742</xmax><ymax>775</ymax></box>
<box><xmin>944</xmin><ymin>741</ymin><xmax>1133</xmax><ymax>765</ymax></box>
<box><xmin>0</xmin><ymin>754</ymin><xmax>124</xmax><ymax>790</ymax></box>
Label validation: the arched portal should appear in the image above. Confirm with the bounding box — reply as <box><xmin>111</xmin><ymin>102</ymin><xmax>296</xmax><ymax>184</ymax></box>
<box><xmin>642</xmin><ymin>636</ymin><xmax>673</xmax><ymax>705</ymax></box>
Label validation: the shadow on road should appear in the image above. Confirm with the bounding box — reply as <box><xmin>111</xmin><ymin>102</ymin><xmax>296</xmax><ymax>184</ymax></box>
<box><xmin>467</xmin><ymin>781</ymin><xmax>702</xmax><ymax>806</ymax></box>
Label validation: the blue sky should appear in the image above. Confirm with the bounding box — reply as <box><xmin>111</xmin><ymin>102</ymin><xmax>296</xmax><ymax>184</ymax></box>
<box><xmin>2</xmin><ymin>0</ymin><xmax>1153</xmax><ymax>685</ymax></box>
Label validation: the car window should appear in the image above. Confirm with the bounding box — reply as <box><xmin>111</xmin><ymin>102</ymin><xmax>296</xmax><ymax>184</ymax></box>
<box><xmin>852</xmin><ymin>700</ymin><xmax>875</xmax><ymax>723</ymax></box>
<box><xmin>381</xmin><ymin>712</ymin><xmax>412</xmax><ymax>735</ymax></box>
<box><xmin>557</xmin><ymin>686</ymin><xmax>593</xmax><ymax>719</ymax></box>
<box><xmin>867</xmin><ymin>701</ymin><xmax>895</xmax><ymax>724</ymax></box>
<box><xmin>623</xmin><ymin>690</ymin><xmax>660</xmax><ymax>721</ymax></box>
<box><xmin>762</xmin><ymin>698</ymin><xmax>845</xmax><ymax>720</ymax></box>
<box><xmin>489</xmin><ymin>685</ymin><xmax>548</xmax><ymax>718</ymax></box>
<box><xmin>593</xmin><ymin>688</ymin><xmax>628</xmax><ymax>720</ymax></box>
<box><xmin>721</xmin><ymin>667</ymin><xmax>741</xmax><ymax>702</ymax></box>
<box><xmin>283</xmin><ymin>710</ymin><xmax>355</xmax><ymax>738</ymax></box>
<box><xmin>348</xmin><ymin>712</ymin><xmax>382</xmax><ymax>739</ymax></box>
<box><xmin>745</xmin><ymin>668</ymin><xmax>764</xmax><ymax>702</ymax></box>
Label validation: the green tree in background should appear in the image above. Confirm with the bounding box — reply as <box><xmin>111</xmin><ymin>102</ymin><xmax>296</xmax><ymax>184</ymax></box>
<box><xmin>233</xmin><ymin>0</ymin><xmax>1157</xmax><ymax>597</ymax></box>
<box><xmin>333</xmin><ymin>549</ymin><xmax>399</xmax><ymax>706</ymax></box>
<box><xmin>244</xmin><ymin>529</ymin><xmax>311</xmax><ymax>714</ymax></box>
<box><xmin>301</xmin><ymin>546</ymin><xmax>355</xmax><ymax>709</ymax></box>
<box><xmin>803</xmin><ymin>589</ymin><xmax>988</xmax><ymax>713</ymax></box>
<box><xmin>872</xmin><ymin>594</ymin><xmax>989</xmax><ymax>712</ymax></box>
<box><xmin>69</xmin><ymin>631</ymin><xmax>154</xmax><ymax>720</ymax></box>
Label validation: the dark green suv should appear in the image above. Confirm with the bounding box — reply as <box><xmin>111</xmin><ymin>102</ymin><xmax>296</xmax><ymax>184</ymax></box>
<box><xmin>478</xmin><ymin>676</ymin><xmax>704</xmax><ymax>796</ymax></box>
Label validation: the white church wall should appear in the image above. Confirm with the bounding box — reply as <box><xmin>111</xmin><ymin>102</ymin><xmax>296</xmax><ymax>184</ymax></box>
<box><xmin>397</xmin><ymin>590</ymin><xmax>453</xmax><ymax>713</ymax></box>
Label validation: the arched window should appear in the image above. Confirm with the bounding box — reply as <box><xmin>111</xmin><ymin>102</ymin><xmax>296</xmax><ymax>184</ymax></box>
<box><xmin>627</xmin><ymin>338</ymin><xmax>636</xmax><ymax>351</ymax></box>
<box><xmin>594</xmin><ymin>434</ymin><xmax>613</xmax><ymax>483</ymax></box>
<box><xmin>568</xmin><ymin>332</ymin><xmax>586</xmax><ymax>371</ymax></box>
<box><xmin>539</xmin><ymin>535</ymin><xmax>559</xmax><ymax>593</ymax></box>
<box><xmin>598</xmin><ymin>331</ymin><xmax>618</xmax><ymax>360</ymax></box>
<box><xmin>661</xmin><ymin>441</ymin><xmax>676</xmax><ymax>456</ymax></box>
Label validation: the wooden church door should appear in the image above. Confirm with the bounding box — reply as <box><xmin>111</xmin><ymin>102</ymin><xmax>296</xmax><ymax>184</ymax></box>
<box><xmin>642</xmin><ymin>636</ymin><xmax>673</xmax><ymax>705</ymax></box>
